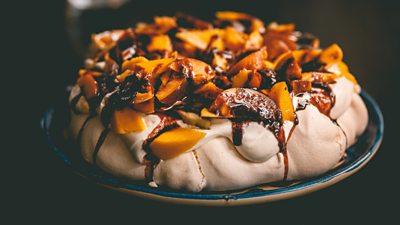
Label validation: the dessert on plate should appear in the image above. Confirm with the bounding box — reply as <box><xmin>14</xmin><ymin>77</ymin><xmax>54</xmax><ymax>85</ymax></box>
<box><xmin>67</xmin><ymin>11</ymin><xmax>368</xmax><ymax>192</ymax></box>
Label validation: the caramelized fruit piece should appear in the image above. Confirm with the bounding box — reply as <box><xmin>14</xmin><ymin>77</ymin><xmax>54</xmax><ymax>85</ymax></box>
<box><xmin>269</xmin><ymin>82</ymin><xmax>295</xmax><ymax>121</ymax></box>
<box><xmin>136</xmin><ymin>57</ymin><xmax>175</xmax><ymax>75</ymax></box>
<box><xmin>319</xmin><ymin>43</ymin><xmax>343</xmax><ymax>64</ymax></box>
<box><xmin>207</xmin><ymin>35</ymin><xmax>224</xmax><ymax>51</ymax></box>
<box><xmin>231</xmin><ymin>69</ymin><xmax>250</xmax><ymax>88</ymax></box>
<box><xmin>176</xmin><ymin>29</ymin><xmax>224</xmax><ymax>50</ymax></box>
<box><xmin>301</xmin><ymin>72</ymin><xmax>340</xmax><ymax>83</ymax></box>
<box><xmin>147</xmin><ymin>34</ymin><xmax>173</xmax><ymax>52</ymax></box>
<box><xmin>292</xmin><ymin>49</ymin><xmax>322</xmax><ymax>65</ymax></box>
<box><xmin>150</xmin><ymin>128</ymin><xmax>206</xmax><ymax>160</ymax></box>
<box><xmin>169</xmin><ymin>58</ymin><xmax>215</xmax><ymax>86</ymax></box>
<box><xmin>243</xmin><ymin>31</ymin><xmax>264</xmax><ymax>52</ymax></box>
<box><xmin>134</xmin><ymin>91</ymin><xmax>154</xmax><ymax>103</ymax></box>
<box><xmin>77</xmin><ymin>75</ymin><xmax>98</xmax><ymax>99</ymax></box>
<box><xmin>194</xmin><ymin>82</ymin><xmax>222</xmax><ymax>100</ymax></box>
<box><xmin>122</xmin><ymin>56</ymin><xmax>149</xmax><ymax>71</ymax></box>
<box><xmin>212</xmin><ymin>52</ymin><xmax>229</xmax><ymax>72</ymax></box>
<box><xmin>215</xmin><ymin>11</ymin><xmax>252</xmax><ymax>20</ymax></box>
<box><xmin>177</xmin><ymin>110</ymin><xmax>211</xmax><ymax>129</ymax></box>
<box><xmin>200</xmin><ymin>108</ymin><xmax>219</xmax><ymax>118</ymax></box>
<box><xmin>228</xmin><ymin>47</ymin><xmax>268</xmax><ymax>75</ymax></box>
<box><xmin>111</xmin><ymin>107</ymin><xmax>146</xmax><ymax>134</ymax></box>
<box><xmin>154</xmin><ymin>16</ymin><xmax>177</xmax><ymax>30</ymax></box>
<box><xmin>223</xmin><ymin>26</ymin><xmax>246</xmax><ymax>51</ymax></box>
<box><xmin>116</xmin><ymin>69</ymin><xmax>134</xmax><ymax>82</ymax></box>
<box><xmin>133</xmin><ymin>97</ymin><xmax>155</xmax><ymax>113</ymax></box>
<box><xmin>274</xmin><ymin>52</ymin><xmax>302</xmax><ymax>81</ymax></box>
<box><xmin>156</xmin><ymin>77</ymin><xmax>187</xmax><ymax>105</ymax></box>
<box><xmin>291</xmin><ymin>80</ymin><xmax>312</xmax><ymax>95</ymax></box>
<box><xmin>248</xmin><ymin>71</ymin><xmax>262</xmax><ymax>89</ymax></box>
<box><xmin>210</xmin><ymin>88</ymin><xmax>281</xmax><ymax>122</ymax></box>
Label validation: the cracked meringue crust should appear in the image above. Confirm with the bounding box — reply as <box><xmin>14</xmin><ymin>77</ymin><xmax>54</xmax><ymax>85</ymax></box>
<box><xmin>67</xmin><ymin>12</ymin><xmax>368</xmax><ymax>192</ymax></box>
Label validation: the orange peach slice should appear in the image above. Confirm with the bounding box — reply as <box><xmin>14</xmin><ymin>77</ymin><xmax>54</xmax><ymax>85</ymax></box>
<box><xmin>228</xmin><ymin>47</ymin><xmax>268</xmax><ymax>75</ymax></box>
<box><xmin>269</xmin><ymin>82</ymin><xmax>295</xmax><ymax>121</ymax></box>
<box><xmin>319</xmin><ymin>43</ymin><xmax>343</xmax><ymax>64</ymax></box>
<box><xmin>150</xmin><ymin>128</ymin><xmax>206</xmax><ymax>160</ymax></box>
<box><xmin>111</xmin><ymin>107</ymin><xmax>146</xmax><ymax>134</ymax></box>
<box><xmin>147</xmin><ymin>34</ymin><xmax>173</xmax><ymax>52</ymax></box>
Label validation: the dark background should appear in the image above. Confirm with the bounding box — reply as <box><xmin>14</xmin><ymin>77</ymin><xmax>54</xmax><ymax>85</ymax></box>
<box><xmin>6</xmin><ymin>0</ymin><xmax>399</xmax><ymax>224</ymax></box>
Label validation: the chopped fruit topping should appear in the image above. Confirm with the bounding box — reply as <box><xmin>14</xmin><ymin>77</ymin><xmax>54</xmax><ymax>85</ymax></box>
<box><xmin>156</xmin><ymin>77</ymin><xmax>187</xmax><ymax>105</ymax></box>
<box><xmin>269</xmin><ymin>82</ymin><xmax>295</xmax><ymax>121</ymax></box>
<box><xmin>292</xmin><ymin>49</ymin><xmax>322</xmax><ymax>65</ymax></box>
<box><xmin>169</xmin><ymin>58</ymin><xmax>215</xmax><ymax>86</ymax></box>
<box><xmin>301</xmin><ymin>72</ymin><xmax>340</xmax><ymax>83</ymax></box>
<box><xmin>133</xmin><ymin>97</ymin><xmax>155</xmax><ymax>114</ymax></box>
<box><xmin>147</xmin><ymin>34</ymin><xmax>173</xmax><ymax>52</ymax></box>
<box><xmin>215</xmin><ymin>11</ymin><xmax>253</xmax><ymax>20</ymax></box>
<box><xmin>319</xmin><ymin>43</ymin><xmax>343</xmax><ymax>64</ymax></box>
<box><xmin>116</xmin><ymin>69</ymin><xmax>134</xmax><ymax>82</ymax></box>
<box><xmin>231</xmin><ymin>69</ymin><xmax>250</xmax><ymax>88</ymax></box>
<box><xmin>244</xmin><ymin>31</ymin><xmax>264</xmax><ymax>52</ymax></box>
<box><xmin>223</xmin><ymin>27</ymin><xmax>246</xmax><ymax>51</ymax></box>
<box><xmin>194</xmin><ymin>82</ymin><xmax>222</xmax><ymax>100</ymax></box>
<box><xmin>200</xmin><ymin>108</ymin><xmax>219</xmax><ymax>118</ymax></box>
<box><xmin>150</xmin><ymin>128</ymin><xmax>206</xmax><ymax>160</ymax></box>
<box><xmin>177</xmin><ymin>110</ymin><xmax>211</xmax><ymax>129</ymax></box>
<box><xmin>136</xmin><ymin>57</ymin><xmax>175</xmax><ymax>75</ymax></box>
<box><xmin>122</xmin><ymin>56</ymin><xmax>149</xmax><ymax>71</ymax></box>
<box><xmin>111</xmin><ymin>107</ymin><xmax>146</xmax><ymax>134</ymax></box>
<box><xmin>72</xmin><ymin>12</ymin><xmax>361</xmax><ymax>142</ymax></box>
<box><xmin>176</xmin><ymin>29</ymin><xmax>224</xmax><ymax>50</ymax></box>
<box><xmin>291</xmin><ymin>80</ymin><xmax>312</xmax><ymax>95</ymax></box>
<box><xmin>77</xmin><ymin>75</ymin><xmax>98</xmax><ymax>99</ymax></box>
<box><xmin>228</xmin><ymin>47</ymin><xmax>268</xmax><ymax>75</ymax></box>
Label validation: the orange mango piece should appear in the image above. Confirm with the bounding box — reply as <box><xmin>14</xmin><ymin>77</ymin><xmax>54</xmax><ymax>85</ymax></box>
<box><xmin>150</xmin><ymin>128</ymin><xmax>206</xmax><ymax>160</ymax></box>
<box><xmin>215</xmin><ymin>11</ymin><xmax>252</xmax><ymax>20</ymax></box>
<box><xmin>176</xmin><ymin>29</ymin><xmax>224</xmax><ymax>50</ymax></box>
<box><xmin>223</xmin><ymin>26</ymin><xmax>246</xmax><ymax>51</ymax></box>
<box><xmin>269</xmin><ymin>82</ymin><xmax>295</xmax><ymax>121</ymax></box>
<box><xmin>200</xmin><ymin>108</ymin><xmax>219</xmax><ymax>118</ymax></box>
<box><xmin>111</xmin><ymin>108</ymin><xmax>146</xmax><ymax>134</ymax></box>
<box><xmin>133</xmin><ymin>97</ymin><xmax>155</xmax><ymax>114</ymax></box>
<box><xmin>228</xmin><ymin>47</ymin><xmax>268</xmax><ymax>75</ymax></box>
<box><xmin>319</xmin><ymin>43</ymin><xmax>343</xmax><ymax>64</ymax></box>
<box><xmin>231</xmin><ymin>69</ymin><xmax>250</xmax><ymax>88</ymax></box>
<box><xmin>136</xmin><ymin>57</ymin><xmax>175</xmax><ymax>75</ymax></box>
<box><xmin>147</xmin><ymin>34</ymin><xmax>173</xmax><ymax>52</ymax></box>
<box><xmin>122</xmin><ymin>56</ymin><xmax>148</xmax><ymax>71</ymax></box>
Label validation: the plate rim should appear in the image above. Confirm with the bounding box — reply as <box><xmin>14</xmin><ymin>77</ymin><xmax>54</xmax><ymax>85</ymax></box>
<box><xmin>41</xmin><ymin>91</ymin><xmax>384</xmax><ymax>206</ymax></box>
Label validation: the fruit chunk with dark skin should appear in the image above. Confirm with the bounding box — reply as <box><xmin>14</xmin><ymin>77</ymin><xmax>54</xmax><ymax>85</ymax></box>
<box><xmin>209</xmin><ymin>88</ymin><xmax>282</xmax><ymax>126</ymax></box>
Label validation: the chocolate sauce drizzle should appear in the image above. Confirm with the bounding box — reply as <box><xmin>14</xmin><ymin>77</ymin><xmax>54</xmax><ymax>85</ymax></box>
<box><xmin>77</xmin><ymin>115</ymin><xmax>94</xmax><ymax>146</ymax></box>
<box><xmin>92</xmin><ymin>128</ymin><xmax>110</xmax><ymax>165</ymax></box>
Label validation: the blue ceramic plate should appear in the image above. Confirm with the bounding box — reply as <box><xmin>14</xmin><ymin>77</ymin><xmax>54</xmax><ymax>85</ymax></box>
<box><xmin>41</xmin><ymin>91</ymin><xmax>383</xmax><ymax>206</ymax></box>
